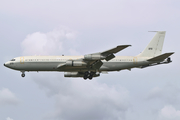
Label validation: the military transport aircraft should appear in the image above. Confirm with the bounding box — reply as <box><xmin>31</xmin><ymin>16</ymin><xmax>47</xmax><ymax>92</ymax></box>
<box><xmin>4</xmin><ymin>31</ymin><xmax>174</xmax><ymax>80</ymax></box>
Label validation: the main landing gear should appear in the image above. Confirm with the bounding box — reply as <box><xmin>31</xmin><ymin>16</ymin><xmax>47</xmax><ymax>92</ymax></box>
<box><xmin>83</xmin><ymin>71</ymin><xmax>95</xmax><ymax>80</ymax></box>
<box><xmin>21</xmin><ymin>71</ymin><xmax>25</xmax><ymax>77</ymax></box>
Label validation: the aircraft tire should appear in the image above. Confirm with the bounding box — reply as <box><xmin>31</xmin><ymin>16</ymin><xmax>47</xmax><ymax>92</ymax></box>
<box><xmin>89</xmin><ymin>76</ymin><xmax>93</xmax><ymax>80</ymax></box>
<box><xmin>21</xmin><ymin>74</ymin><xmax>25</xmax><ymax>77</ymax></box>
<box><xmin>83</xmin><ymin>75</ymin><xmax>87</xmax><ymax>80</ymax></box>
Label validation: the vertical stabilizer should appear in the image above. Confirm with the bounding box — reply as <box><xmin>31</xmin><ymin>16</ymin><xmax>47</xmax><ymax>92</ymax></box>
<box><xmin>138</xmin><ymin>31</ymin><xmax>166</xmax><ymax>57</ymax></box>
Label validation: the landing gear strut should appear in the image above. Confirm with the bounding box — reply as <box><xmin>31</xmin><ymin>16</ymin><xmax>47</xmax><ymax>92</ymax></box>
<box><xmin>21</xmin><ymin>71</ymin><xmax>25</xmax><ymax>77</ymax></box>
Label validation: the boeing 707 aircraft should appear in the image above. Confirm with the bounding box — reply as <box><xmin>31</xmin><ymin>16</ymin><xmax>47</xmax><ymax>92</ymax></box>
<box><xmin>4</xmin><ymin>31</ymin><xmax>174</xmax><ymax>80</ymax></box>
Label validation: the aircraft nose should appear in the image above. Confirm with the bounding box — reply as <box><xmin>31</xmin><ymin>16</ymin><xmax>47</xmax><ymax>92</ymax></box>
<box><xmin>4</xmin><ymin>63</ymin><xmax>6</xmax><ymax>66</ymax></box>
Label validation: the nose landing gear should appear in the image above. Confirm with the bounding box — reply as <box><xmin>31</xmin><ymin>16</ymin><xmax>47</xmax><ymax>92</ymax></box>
<box><xmin>21</xmin><ymin>71</ymin><xmax>25</xmax><ymax>77</ymax></box>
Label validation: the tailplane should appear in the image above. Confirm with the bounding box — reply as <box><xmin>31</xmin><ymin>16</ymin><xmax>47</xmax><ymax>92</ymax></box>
<box><xmin>147</xmin><ymin>52</ymin><xmax>174</xmax><ymax>61</ymax></box>
<box><xmin>138</xmin><ymin>31</ymin><xmax>166</xmax><ymax>57</ymax></box>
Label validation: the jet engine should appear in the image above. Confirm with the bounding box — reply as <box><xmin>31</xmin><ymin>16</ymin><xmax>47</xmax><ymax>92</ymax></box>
<box><xmin>65</xmin><ymin>61</ymin><xmax>87</xmax><ymax>67</ymax></box>
<box><xmin>64</xmin><ymin>72</ymin><xmax>84</xmax><ymax>77</ymax></box>
<box><xmin>84</xmin><ymin>54</ymin><xmax>106</xmax><ymax>60</ymax></box>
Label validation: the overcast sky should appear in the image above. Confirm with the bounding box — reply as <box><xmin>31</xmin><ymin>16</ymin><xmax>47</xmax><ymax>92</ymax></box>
<box><xmin>1</xmin><ymin>0</ymin><xmax>180</xmax><ymax>120</ymax></box>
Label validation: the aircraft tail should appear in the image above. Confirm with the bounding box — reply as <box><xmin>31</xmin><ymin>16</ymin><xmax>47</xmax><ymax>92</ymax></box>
<box><xmin>138</xmin><ymin>31</ymin><xmax>166</xmax><ymax>57</ymax></box>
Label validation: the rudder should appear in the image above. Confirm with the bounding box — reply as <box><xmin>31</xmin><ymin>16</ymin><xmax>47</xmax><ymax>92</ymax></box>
<box><xmin>138</xmin><ymin>31</ymin><xmax>166</xmax><ymax>57</ymax></box>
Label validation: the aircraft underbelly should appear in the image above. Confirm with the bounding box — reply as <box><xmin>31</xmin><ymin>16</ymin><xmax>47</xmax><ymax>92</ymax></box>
<box><xmin>100</xmin><ymin>62</ymin><xmax>134</xmax><ymax>71</ymax></box>
<box><xmin>100</xmin><ymin>61</ymin><xmax>148</xmax><ymax>71</ymax></box>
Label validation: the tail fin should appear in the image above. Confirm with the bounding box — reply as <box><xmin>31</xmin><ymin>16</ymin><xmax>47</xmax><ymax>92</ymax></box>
<box><xmin>138</xmin><ymin>31</ymin><xmax>166</xmax><ymax>57</ymax></box>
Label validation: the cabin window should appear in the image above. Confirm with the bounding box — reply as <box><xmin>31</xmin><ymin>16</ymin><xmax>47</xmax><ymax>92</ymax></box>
<box><xmin>11</xmin><ymin>59</ymin><xmax>15</xmax><ymax>61</ymax></box>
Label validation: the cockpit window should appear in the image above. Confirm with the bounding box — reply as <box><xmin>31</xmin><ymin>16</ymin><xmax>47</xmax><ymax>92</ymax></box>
<box><xmin>11</xmin><ymin>59</ymin><xmax>16</xmax><ymax>61</ymax></box>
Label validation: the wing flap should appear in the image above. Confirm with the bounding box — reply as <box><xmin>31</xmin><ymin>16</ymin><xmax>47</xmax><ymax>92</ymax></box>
<box><xmin>147</xmin><ymin>52</ymin><xmax>174</xmax><ymax>61</ymax></box>
<box><xmin>105</xmin><ymin>54</ymin><xmax>115</xmax><ymax>61</ymax></box>
<box><xmin>92</xmin><ymin>60</ymin><xmax>103</xmax><ymax>69</ymax></box>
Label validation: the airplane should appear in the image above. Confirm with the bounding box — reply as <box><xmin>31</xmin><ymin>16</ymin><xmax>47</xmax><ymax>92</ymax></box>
<box><xmin>4</xmin><ymin>31</ymin><xmax>174</xmax><ymax>80</ymax></box>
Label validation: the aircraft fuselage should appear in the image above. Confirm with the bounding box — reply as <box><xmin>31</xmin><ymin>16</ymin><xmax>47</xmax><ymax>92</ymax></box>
<box><xmin>4</xmin><ymin>56</ymin><xmax>154</xmax><ymax>72</ymax></box>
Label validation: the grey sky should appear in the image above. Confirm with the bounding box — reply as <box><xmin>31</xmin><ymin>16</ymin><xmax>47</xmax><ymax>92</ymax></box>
<box><xmin>1</xmin><ymin>0</ymin><xmax>180</xmax><ymax>120</ymax></box>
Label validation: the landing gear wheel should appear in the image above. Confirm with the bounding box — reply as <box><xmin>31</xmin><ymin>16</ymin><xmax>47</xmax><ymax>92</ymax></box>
<box><xmin>83</xmin><ymin>71</ymin><xmax>89</xmax><ymax>80</ymax></box>
<box><xmin>83</xmin><ymin>75</ymin><xmax>87</xmax><ymax>80</ymax></box>
<box><xmin>88</xmin><ymin>72</ymin><xmax>94</xmax><ymax>80</ymax></box>
<box><xmin>83</xmin><ymin>71</ymin><xmax>94</xmax><ymax>80</ymax></box>
<box><xmin>89</xmin><ymin>75</ymin><xmax>93</xmax><ymax>80</ymax></box>
<box><xmin>21</xmin><ymin>74</ymin><xmax>25</xmax><ymax>77</ymax></box>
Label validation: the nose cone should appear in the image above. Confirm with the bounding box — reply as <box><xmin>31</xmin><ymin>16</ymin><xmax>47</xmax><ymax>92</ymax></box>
<box><xmin>4</xmin><ymin>62</ymin><xmax>9</xmax><ymax>68</ymax></box>
<box><xmin>4</xmin><ymin>61</ymin><xmax>16</xmax><ymax>70</ymax></box>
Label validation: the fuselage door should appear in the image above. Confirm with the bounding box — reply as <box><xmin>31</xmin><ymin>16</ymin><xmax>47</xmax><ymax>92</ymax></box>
<box><xmin>20</xmin><ymin>57</ymin><xmax>24</xmax><ymax>64</ymax></box>
<box><xmin>133</xmin><ymin>57</ymin><xmax>138</xmax><ymax>64</ymax></box>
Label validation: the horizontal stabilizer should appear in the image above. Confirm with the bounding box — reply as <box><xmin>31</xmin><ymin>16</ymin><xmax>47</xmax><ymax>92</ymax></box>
<box><xmin>147</xmin><ymin>52</ymin><xmax>174</xmax><ymax>61</ymax></box>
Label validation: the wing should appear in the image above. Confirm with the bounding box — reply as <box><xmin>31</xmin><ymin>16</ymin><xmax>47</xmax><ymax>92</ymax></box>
<box><xmin>83</xmin><ymin>45</ymin><xmax>131</xmax><ymax>69</ymax></box>
<box><xmin>101</xmin><ymin>45</ymin><xmax>131</xmax><ymax>61</ymax></box>
<box><xmin>84</xmin><ymin>45</ymin><xmax>131</xmax><ymax>61</ymax></box>
<box><xmin>57</xmin><ymin>45</ymin><xmax>131</xmax><ymax>70</ymax></box>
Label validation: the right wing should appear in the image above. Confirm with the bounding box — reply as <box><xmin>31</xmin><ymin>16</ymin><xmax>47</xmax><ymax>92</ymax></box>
<box><xmin>83</xmin><ymin>45</ymin><xmax>131</xmax><ymax>69</ymax></box>
<box><xmin>57</xmin><ymin>45</ymin><xmax>131</xmax><ymax>70</ymax></box>
<box><xmin>84</xmin><ymin>45</ymin><xmax>131</xmax><ymax>61</ymax></box>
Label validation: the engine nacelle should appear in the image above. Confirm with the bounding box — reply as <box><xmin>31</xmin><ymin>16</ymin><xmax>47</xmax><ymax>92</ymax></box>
<box><xmin>84</xmin><ymin>54</ymin><xmax>106</xmax><ymax>60</ymax></box>
<box><xmin>64</xmin><ymin>72</ymin><xmax>84</xmax><ymax>77</ymax></box>
<box><xmin>65</xmin><ymin>61</ymin><xmax>87</xmax><ymax>67</ymax></box>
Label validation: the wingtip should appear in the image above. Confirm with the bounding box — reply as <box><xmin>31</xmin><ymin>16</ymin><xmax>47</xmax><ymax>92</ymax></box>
<box><xmin>167</xmin><ymin>52</ymin><xmax>175</xmax><ymax>55</ymax></box>
<box><xmin>117</xmin><ymin>45</ymin><xmax>131</xmax><ymax>47</ymax></box>
<box><xmin>125</xmin><ymin>45</ymin><xmax>132</xmax><ymax>47</ymax></box>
